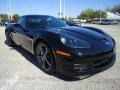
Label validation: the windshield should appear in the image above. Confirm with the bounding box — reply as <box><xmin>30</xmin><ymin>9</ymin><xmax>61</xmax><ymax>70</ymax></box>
<box><xmin>27</xmin><ymin>16</ymin><xmax>68</xmax><ymax>29</ymax></box>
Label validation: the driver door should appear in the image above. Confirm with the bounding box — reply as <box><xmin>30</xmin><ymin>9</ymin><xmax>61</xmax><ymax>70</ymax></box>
<box><xmin>12</xmin><ymin>17</ymin><xmax>27</xmax><ymax>48</ymax></box>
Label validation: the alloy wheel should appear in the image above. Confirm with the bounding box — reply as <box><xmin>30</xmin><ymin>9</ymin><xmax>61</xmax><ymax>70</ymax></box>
<box><xmin>36</xmin><ymin>44</ymin><xmax>52</xmax><ymax>70</ymax></box>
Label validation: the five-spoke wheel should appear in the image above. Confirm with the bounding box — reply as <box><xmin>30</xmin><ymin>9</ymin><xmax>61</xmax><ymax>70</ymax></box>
<box><xmin>35</xmin><ymin>42</ymin><xmax>55</xmax><ymax>73</ymax></box>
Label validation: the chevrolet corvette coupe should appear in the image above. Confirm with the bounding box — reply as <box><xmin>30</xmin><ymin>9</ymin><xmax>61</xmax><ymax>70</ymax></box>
<box><xmin>5</xmin><ymin>15</ymin><xmax>116</xmax><ymax>77</ymax></box>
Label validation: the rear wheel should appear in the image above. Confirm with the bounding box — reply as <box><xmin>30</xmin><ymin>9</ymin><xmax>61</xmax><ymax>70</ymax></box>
<box><xmin>35</xmin><ymin>42</ymin><xmax>56</xmax><ymax>74</ymax></box>
<box><xmin>5</xmin><ymin>31</ymin><xmax>15</xmax><ymax>47</ymax></box>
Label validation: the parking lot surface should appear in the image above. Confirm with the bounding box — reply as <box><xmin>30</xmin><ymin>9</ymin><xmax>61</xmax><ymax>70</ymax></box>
<box><xmin>0</xmin><ymin>24</ymin><xmax>120</xmax><ymax>90</ymax></box>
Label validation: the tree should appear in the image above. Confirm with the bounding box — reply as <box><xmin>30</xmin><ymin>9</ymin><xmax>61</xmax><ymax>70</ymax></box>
<box><xmin>94</xmin><ymin>10</ymin><xmax>106</xmax><ymax>18</ymax></box>
<box><xmin>77</xmin><ymin>9</ymin><xmax>95</xmax><ymax>19</ymax></box>
<box><xmin>0</xmin><ymin>14</ymin><xmax>9</xmax><ymax>22</ymax></box>
<box><xmin>0</xmin><ymin>13</ymin><xmax>20</xmax><ymax>22</ymax></box>
<box><xmin>77</xmin><ymin>9</ymin><xmax>106</xmax><ymax>19</ymax></box>
<box><xmin>106</xmin><ymin>4</ymin><xmax>120</xmax><ymax>14</ymax></box>
<box><xmin>12</xmin><ymin>14</ymin><xmax>20</xmax><ymax>21</ymax></box>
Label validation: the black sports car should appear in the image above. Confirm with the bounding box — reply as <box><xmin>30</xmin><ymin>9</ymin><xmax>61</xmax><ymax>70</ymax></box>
<box><xmin>5</xmin><ymin>15</ymin><xmax>116</xmax><ymax>77</ymax></box>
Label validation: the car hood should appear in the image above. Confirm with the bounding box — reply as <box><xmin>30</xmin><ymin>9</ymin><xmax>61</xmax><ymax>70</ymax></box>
<box><xmin>46</xmin><ymin>26</ymin><xmax>111</xmax><ymax>41</ymax></box>
<box><xmin>46</xmin><ymin>26</ymin><xmax>114</xmax><ymax>54</ymax></box>
<box><xmin>58</xmin><ymin>26</ymin><xmax>105</xmax><ymax>39</ymax></box>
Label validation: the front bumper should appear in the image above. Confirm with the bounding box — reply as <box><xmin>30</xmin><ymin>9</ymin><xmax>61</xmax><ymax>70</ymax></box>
<box><xmin>55</xmin><ymin>49</ymin><xmax>116</xmax><ymax>78</ymax></box>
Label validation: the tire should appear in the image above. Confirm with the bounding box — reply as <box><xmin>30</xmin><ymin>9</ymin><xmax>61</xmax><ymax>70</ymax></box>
<box><xmin>35</xmin><ymin>42</ymin><xmax>56</xmax><ymax>74</ymax></box>
<box><xmin>5</xmin><ymin>31</ymin><xmax>15</xmax><ymax>47</ymax></box>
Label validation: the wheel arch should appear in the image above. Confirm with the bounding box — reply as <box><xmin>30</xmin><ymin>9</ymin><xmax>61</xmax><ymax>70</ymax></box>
<box><xmin>33</xmin><ymin>38</ymin><xmax>57</xmax><ymax>71</ymax></box>
<box><xmin>33</xmin><ymin>38</ymin><xmax>52</xmax><ymax>53</ymax></box>
<box><xmin>5</xmin><ymin>28</ymin><xmax>9</xmax><ymax>33</ymax></box>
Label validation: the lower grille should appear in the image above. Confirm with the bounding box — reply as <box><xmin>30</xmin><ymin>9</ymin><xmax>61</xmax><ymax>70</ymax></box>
<box><xmin>93</xmin><ymin>57</ymin><xmax>112</xmax><ymax>68</ymax></box>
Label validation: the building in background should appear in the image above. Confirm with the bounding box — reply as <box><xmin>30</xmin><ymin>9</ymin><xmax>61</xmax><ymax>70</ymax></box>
<box><xmin>107</xmin><ymin>11</ymin><xmax>120</xmax><ymax>19</ymax></box>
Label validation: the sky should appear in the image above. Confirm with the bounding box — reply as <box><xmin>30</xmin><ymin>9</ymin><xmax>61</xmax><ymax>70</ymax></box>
<box><xmin>0</xmin><ymin>0</ymin><xmax>119</xmax><ymax>17</ymax></box>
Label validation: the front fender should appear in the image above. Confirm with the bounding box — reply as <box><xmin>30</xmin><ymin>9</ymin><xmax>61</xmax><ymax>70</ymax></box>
<box><xmin>82</xmin><ymin>26</ymin><xmax>106</xmax><ymax>35</ymax></box>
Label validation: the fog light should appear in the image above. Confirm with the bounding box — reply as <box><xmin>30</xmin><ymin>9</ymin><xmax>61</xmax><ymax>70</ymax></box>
<box><xmin>74</xmin><ymin>64</ymin><xmax>88</xmax><ymax>71</ymax></box>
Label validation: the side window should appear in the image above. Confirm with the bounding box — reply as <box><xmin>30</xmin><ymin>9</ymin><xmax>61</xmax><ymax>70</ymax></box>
<box><xmin>18</xmin><ymin>17</ymin><xmax>26</xmax><ymax>29</ymax></box>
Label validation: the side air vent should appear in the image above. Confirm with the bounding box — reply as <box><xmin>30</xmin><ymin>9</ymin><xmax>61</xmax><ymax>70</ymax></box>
<box><xmin>27</xmin><ymin>39</ymin><xmax>33</xmax><ymax>51</ymax></box>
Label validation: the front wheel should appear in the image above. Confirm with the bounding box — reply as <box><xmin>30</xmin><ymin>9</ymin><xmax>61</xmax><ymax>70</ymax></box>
<box><xmin>35</xmin><ymin>42</ymin><xmax>56</xmax><ymax>74</ymax></box>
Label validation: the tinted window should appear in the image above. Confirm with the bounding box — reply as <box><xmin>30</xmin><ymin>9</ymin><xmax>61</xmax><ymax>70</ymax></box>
<box><xmin>27</xmin><ymin>16</ymin><xmax>67</xmax><ymax>29</ymax></box>
<box><xmin>18</xmin><ymin>17</ymin><xmax>26</xmax><ymax>28</ymax></box>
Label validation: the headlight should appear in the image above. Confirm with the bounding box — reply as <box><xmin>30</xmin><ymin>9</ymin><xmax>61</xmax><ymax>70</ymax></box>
<box><xmin>60</xmin><ymin>35</ymin><xmax>90</xmax><ymax>48</ymax></box>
